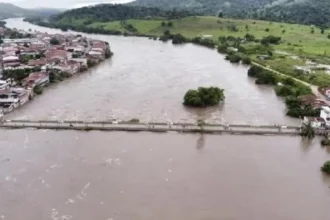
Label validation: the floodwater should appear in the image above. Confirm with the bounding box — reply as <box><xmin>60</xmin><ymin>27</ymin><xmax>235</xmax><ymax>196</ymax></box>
<box><xmin>5</xmin><ymin>18</ymin><xmax>297</xmax><ymax>125</ymax></box>
<box><xmin>1</xmin><ymin>18</ymin><xmax>330</xmax><ymax>220</ymax></box>
<box><xmin>0</xmin><ymin>130</ymin><xmax>330</xmax><ymax>220</ymax></box>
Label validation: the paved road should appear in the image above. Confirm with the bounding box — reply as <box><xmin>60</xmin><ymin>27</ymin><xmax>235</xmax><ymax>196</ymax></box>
<box><xmin>252</xmin><ymin>62</ymin><xmax>330</xmax><ymax>105</ymax></box>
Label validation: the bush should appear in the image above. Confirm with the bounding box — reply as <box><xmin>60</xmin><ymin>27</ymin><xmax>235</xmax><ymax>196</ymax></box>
<box><xmin>261</xmin><ymin>35</ymin><xmax>281</xmax><ymax>45</ymax></box>
<box><xmin>172</xmin><ymin>34</ymin><xmax>187</xmax><ymax>44</ymax></box>
<box><xmin>87</xmin><ymin>59</ymin><xmax>97</xmax><ymax>68</ymax></box>
<box><xmin>247</xmin><ymin>65</ymin><xmax>263</xmax><ymax>77</ymax></box>
<box><xmin>255</xmin><ymin>72</ymin><xmax>277</xmax><ymax>85</ymax></box>
<box><xmin>128</xmin><ymin>118</ymin><xmax>140</xmax><ymax>123</ymax></box>
<box><xmin>183</xmin><ymin>87</ymin><xmax>225</xmax><ymax>107</ymax></box>
<box><xmin>321</xmin><ymin>139</ymin><xmax>330</xmax><ymax>146</ymax></box>
<box><xmin>242</xmin><ymin>56</ymin><xmax>251</xmax><ymax>65</ymax></box>
<box><xmin>244</xmin><ymin>33</ymin><xmax>255</xmax><ymax>42</ymax></box>
<box><xmin>33</xmin><ymin>85</ymin><xmax>43</xmax><ymax>95</ymax></box>
<box><xmin>217</xmin><ymin>44</ymin><xmax>228</xmax><ymax>53</ymax></box>
<box><xmin>226</xmin><ymin>54</ymin><xmax>242</xmax><ymax>63</ymax></box>
<box><xmin>191</xmin><ymin>37</ymin><xmax>215</xmax><ymax>48</ymax></box>
<box><xmin>50</xmin><ymin>37</ymin><xmax>60</xmax><ymax>45</ymax></box>
<box><xmin>321</xmin><ymin>161</ymin><xmax>330</xmax><ymax>175</ymax></box>
<box><xmin>275</xmin><ymin>85</ymin><xmax>296</xmax><ymax>97</ymax></box>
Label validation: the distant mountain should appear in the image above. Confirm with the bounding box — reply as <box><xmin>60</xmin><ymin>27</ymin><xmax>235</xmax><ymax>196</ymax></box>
<box><xmin>0</xmin><ymin>2</ymin><xmax>62</xmax><ymax>19</ymax></box>
<box><xmin>129</xmin><ymin>0</ymin><xmax>277</xmax><ymax>16</ymax></box>
<box><xmin>130</xmin><ymin>0</ymin><xmax>330</xmax><ymax>26</ymax></box>
<box><xmin>0</xmin><ymin>2</ymin><xmax>26</xmax><ymax>18</ymax></box>
<box><xmin>252</xmin><ymin>0</ymin><xmax>330</xmax><ymax>26</ymax></box>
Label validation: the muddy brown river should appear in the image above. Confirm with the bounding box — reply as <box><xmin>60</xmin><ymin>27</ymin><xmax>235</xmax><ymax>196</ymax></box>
<box><xmin>5</xmin><ymin>18</ymin><xmax>297</xmax><ymax>125</ymax></box>
<box><xmin>1</xmin><ymin>19</ymin><xmax>330</xmax><ymax>220</ymax></box>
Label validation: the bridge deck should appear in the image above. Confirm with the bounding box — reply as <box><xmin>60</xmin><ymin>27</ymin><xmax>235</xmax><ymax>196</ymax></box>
<box><xmin>0</xmin><ymin>120</ymin><xmax>305</xmax><ymax>136</ymax></box>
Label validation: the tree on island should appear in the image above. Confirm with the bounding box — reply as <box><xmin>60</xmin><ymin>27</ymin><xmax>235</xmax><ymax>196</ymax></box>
<box><xmin>183</xmin><ymin>87</ymin><xmax>225</xmax><ymax>107</ymax></box>
<box><xmin>321</xmin><ymin>161</ymin><xmax>330</xmax><ymax>175</ymax></box>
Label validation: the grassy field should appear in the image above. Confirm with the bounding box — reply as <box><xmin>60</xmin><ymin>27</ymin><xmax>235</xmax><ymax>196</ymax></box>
<box><xmin>63</xmin><ymin>16</ymin><xmax>330</xmax><ymax>56</ymax></box>
<box><xmin>55</xmin><ymin>16</ymin><xmax>330</xmax><ymax>87</ymax></box>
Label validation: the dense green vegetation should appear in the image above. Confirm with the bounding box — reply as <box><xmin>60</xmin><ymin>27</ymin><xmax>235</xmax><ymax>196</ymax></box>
<box><xmin>33</xmin><ymin>85</ymin><xmax>43</xmax><ymax>95</ymax></box>
<box><xmin>183</xmin><ymin>87</ymin><xmax>225</xmax><ymax>107</ymax></box>
<box><xmin>321</xmin><ymin>161</ymin><xmax>330</xmax><ymax>175</ymax></box>
<box><xmin>130</xmin><ymin>0</ymin><xmax>276</xmax><ymax>17</ymax></box>
<box><xmin>321</xmin><ymin>139</ymin><xmax>330</xmax><ymax>146</ymax></box>
<box><xmin>52</xmin><ymin>4</ymin><xmax>192</xmax><ymax>23</ymax></box>
<box><xmin>3</xmin><ymin>68</ymin><xmax>41</xmax><ymax>82</ymax></box>
<box><xmin>301</xmin><ymin>122</ymin><xmax>315</xmax><ymax>139</ymax></box>
<box><xmin>130</xmin><ymin>0</ymin><xmax>330</xmax><ymax>27</ymax></box>
<box><xmin>254</xmin><ymin>0</ymin><xmax>330</xmax><ymax>27</ymax></box>
<box><xmin>247</xmin><ymin>65</ymin><xmax>317</xmax><ymax>118</ymax></box>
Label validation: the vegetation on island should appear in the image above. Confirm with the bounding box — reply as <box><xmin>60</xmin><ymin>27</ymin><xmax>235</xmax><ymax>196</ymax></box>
<box><xmin>321</xmin><ymin>161</ymin><xmax>330</xmax><ymax>175</ymax></box>
<box><xmin>183</xmin><ymin>87</ymin><xmax>225</xmax><ymax>107</ymax></box>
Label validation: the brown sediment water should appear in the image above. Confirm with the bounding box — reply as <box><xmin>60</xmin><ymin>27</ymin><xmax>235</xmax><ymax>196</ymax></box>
<box><xmin>5</xmin><ymin>18</ymin><xmax>297</xmax><ymax>125</ymax></box>
<box><xmin>1</xmin><ymin>18</ymin><xmax>330</xmax><ymax>220</ymax></box>
<box><xmin>0</xmin><ymin>130</ymin><xmax>329</xmax><ymax>220</ymax></box>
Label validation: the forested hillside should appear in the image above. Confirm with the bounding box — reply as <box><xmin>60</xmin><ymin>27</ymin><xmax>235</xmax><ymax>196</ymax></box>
<box><xmin>130</xmin><ymin>0</ymin><xmax>276</xmax><ymax>16</ymax></box>
<box><xmin>253</xmin><ymin>0</ymin><xmax>330</xmax><ymax>27</ymax></box>
<box><xmin>52</xmin><ymin>4</ymin><xmax>193</xmax><ymax>23</ymax></box>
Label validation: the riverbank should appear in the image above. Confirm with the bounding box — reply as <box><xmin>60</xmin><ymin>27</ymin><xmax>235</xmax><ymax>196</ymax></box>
<box><xmin>27</xmin><ymin>16</ymin><xmax>330</xmax><ymax>88</ymax></box>
<box><xmin>0</xmin><ymin>26</ymin><xmax>113</xmax><ymax>115</ymax></box>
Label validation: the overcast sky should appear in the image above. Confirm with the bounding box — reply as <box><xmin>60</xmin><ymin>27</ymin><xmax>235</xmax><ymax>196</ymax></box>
<box><xmin>1</xmin><ymin>0</ymin><xmax>133</xmax><ymax>9</ymax></box>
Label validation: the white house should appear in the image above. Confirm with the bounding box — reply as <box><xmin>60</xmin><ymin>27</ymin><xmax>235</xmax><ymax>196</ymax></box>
<box><xmin>303</xmin><ymin>117</ymin><xmax>325</xmax><ymax>128</ymax></box>
<box><xmin>320</xmin><ymin>106</ymin><xmax>330</xmax><ymax>127</ymax></box>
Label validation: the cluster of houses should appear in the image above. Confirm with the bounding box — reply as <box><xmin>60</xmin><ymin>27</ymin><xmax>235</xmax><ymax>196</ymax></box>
<box><xmin>301</xmin><ymin>95</ymin><xmax>330</xmax><ymax>128</ymax></box>
<box><xmin>0</xmin><ymin>28</ymin><xmax>111</xmax><ymax>116</ymax></box>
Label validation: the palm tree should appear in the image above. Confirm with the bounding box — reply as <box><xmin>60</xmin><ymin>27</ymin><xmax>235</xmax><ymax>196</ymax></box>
<box><xmin>301</xmin><ymin>122</ymin><xmax>315</xmax><ymax>139</ymax></box>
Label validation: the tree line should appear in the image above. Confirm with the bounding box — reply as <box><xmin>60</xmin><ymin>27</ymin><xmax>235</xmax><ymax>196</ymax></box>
<box><xmin>51</xmin><ymin>4</ymin><xmax>194</xmax><ymax>23</ymax></box>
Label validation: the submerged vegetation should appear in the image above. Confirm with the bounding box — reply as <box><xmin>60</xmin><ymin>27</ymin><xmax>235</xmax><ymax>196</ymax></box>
<box><xmin>183</xmin><ymin>87</ymin><xmax>225</xmax><ymax>107</ymax></box>
<box><xmin>321</xmin><ymin>161</ymin><xmax>330</xmax><ymax>175</ymax></box>
<box><xmin>300</xmin><ymin>122</ymin><xmax>315</xmax><ymax>139</ymax></box>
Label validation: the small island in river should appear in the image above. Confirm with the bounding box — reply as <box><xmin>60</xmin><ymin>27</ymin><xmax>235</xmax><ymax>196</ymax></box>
<box><xmin>183</xmin><ymin>87</ymin><xmax>225</xmax><ymax>107</ymax></box>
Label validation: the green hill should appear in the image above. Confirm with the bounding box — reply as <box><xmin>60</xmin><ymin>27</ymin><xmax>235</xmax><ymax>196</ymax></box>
<box><xmin>52</xmin><ymin>4</ymin><xmax>193</xmax><ymax>23</ymax></box>
<box><xmin>253</xmin><ymin>0</ymin><xmax>330</xmax><ymax>27</ymax></box>
<box><xmin>130</xmin><ymin>0</ymin><xmax>330</xmax><ymax>26</ymax></box>
<box><xmin>130</xmin><ymin>0</ymin><xmax>276</xmax><ymax>16</ymax></box>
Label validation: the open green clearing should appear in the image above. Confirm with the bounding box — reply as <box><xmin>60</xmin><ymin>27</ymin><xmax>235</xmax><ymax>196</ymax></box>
<box><xmin>53</xmin><ymin>16</ymin><xmax>330</xmax><ymax>87</ymax></box>
<box><xmin>70</xmin><ymin>16</ymin><xmax>330</xmax><ymax>56</ymax></box>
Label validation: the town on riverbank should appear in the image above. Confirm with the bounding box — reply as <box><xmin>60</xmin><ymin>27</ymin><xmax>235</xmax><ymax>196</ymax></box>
<box><xmin>0</xmin><ymin>25</ymin><xmax>112</xmax><ymax>116</ymax></box>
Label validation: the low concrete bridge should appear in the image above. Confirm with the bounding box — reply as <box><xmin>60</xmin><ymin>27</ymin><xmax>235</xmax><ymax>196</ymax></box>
<box><xmin>0</xmin><ymin>119</ymin><xmax>306</xmax><ymax>136</ymax></box>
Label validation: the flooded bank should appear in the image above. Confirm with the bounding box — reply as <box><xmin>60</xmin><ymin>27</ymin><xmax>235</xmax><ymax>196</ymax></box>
<box><xmin>5</xmin><ymin>18</ymin><xmax>297</xmax><ymax>125</ymax></box>
<box><xmin>0</xmin><ymin>130</ymin><xmax>330</xmax><ymax>220</ymax></box>
<box><xmin>2</xmin><ymin>19</ymin><xmax>330</xmax><ymax>220</ymax></box>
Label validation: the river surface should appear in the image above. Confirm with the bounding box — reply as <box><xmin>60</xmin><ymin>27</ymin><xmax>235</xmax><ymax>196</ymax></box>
<box><xmin>5</xmin><ymin>18</ymin><xmax>297</xmax><ymax>125</ymax></box>
<box><xmin>1</xmin><ymin>18</ymin><xmax>330</xmax><ymax>220</ymax></box>
<box><xmin>0</xmin><ymin>130</ymin><xmax>330</xmax><ymax>220</ymax></box>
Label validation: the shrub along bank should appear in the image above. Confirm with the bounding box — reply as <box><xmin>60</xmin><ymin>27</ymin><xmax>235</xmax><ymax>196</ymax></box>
<box><xmin>247</xmin><ymin>65</ymin><xmax>316</xmax><ymax>118</ymax></box>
